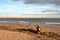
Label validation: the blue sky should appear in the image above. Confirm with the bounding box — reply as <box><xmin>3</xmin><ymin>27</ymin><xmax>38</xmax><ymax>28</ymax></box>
<box><xmin>0</xmin><ymin>0</ymin><xmax>60</xmax><ymax>18</ymax></box>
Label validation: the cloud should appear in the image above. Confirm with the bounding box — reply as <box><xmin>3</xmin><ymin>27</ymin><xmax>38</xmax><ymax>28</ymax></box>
<box><xmin>42</xmin><ymin>9</ymin><xmax>60</xmax><ymax>13</ymax></box>
<box><xmin>25</xmin><ymin>0</ymin><xmax>60</xmax><ymax>4</ymax></box>
<box><xmin>11</xmin><ymin>0</ymin><xmax>60</xmax><ymax>5</ymax></box>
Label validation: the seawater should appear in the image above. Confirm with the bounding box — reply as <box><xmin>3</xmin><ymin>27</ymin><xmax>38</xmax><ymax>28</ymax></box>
<box><xmin>0</xmin><ymin>18</ymin><xmax>60</xmax><ymax>27</ymax></box>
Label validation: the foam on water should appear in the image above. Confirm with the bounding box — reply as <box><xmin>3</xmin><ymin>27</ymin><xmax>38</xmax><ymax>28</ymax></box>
<box><xmin>44</xmin><ymin>22</ymin><xmax>60</xmax><ymax>27</ymax></box>
<box><xmin>45</xmin><ymin>22</ymin><xmax>60</xmax><ymax>24</ymax></box>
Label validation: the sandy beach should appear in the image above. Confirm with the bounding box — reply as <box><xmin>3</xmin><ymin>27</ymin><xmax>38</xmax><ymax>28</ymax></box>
<box><xmin>0</xmin><ymin>24</ymin><xmax>60</xmax><ymax>40</ymax></box>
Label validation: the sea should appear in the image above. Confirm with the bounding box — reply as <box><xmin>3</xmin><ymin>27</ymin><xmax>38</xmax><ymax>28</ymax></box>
<box><xmin>0</xmin><ymin>18</ymin><xmax>60</xmax><ymax>27</ymax></box>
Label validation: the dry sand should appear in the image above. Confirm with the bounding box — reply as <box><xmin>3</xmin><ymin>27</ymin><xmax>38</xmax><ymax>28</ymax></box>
<box><xmin>0</xmin><ymin>24</ymin><xmax>60</xmax><ymax>40</ymax></box>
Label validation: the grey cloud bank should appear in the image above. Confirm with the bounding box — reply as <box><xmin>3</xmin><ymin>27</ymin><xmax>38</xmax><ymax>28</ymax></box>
<box><xmin>25</xmin><ymin>0</ymin><xmax>60</xmax><ymax>5</ymax></box>
<box><xmin>42</xmin><ymin>9</ymin><xmax>60</xmax><ymax>12</ymax></box>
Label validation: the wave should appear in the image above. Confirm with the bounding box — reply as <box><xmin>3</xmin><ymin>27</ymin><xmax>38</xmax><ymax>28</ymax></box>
<box><xmin>45</xmin><ymin>22</ymin><xmax>60</xmax><ymax>24</ymax></box>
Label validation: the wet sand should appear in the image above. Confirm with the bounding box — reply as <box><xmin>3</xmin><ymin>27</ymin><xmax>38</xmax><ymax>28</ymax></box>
<box><xmin>0</xmin><ymin>24</ymin><xmax>60</xmax><ymax>40</ymax></box>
